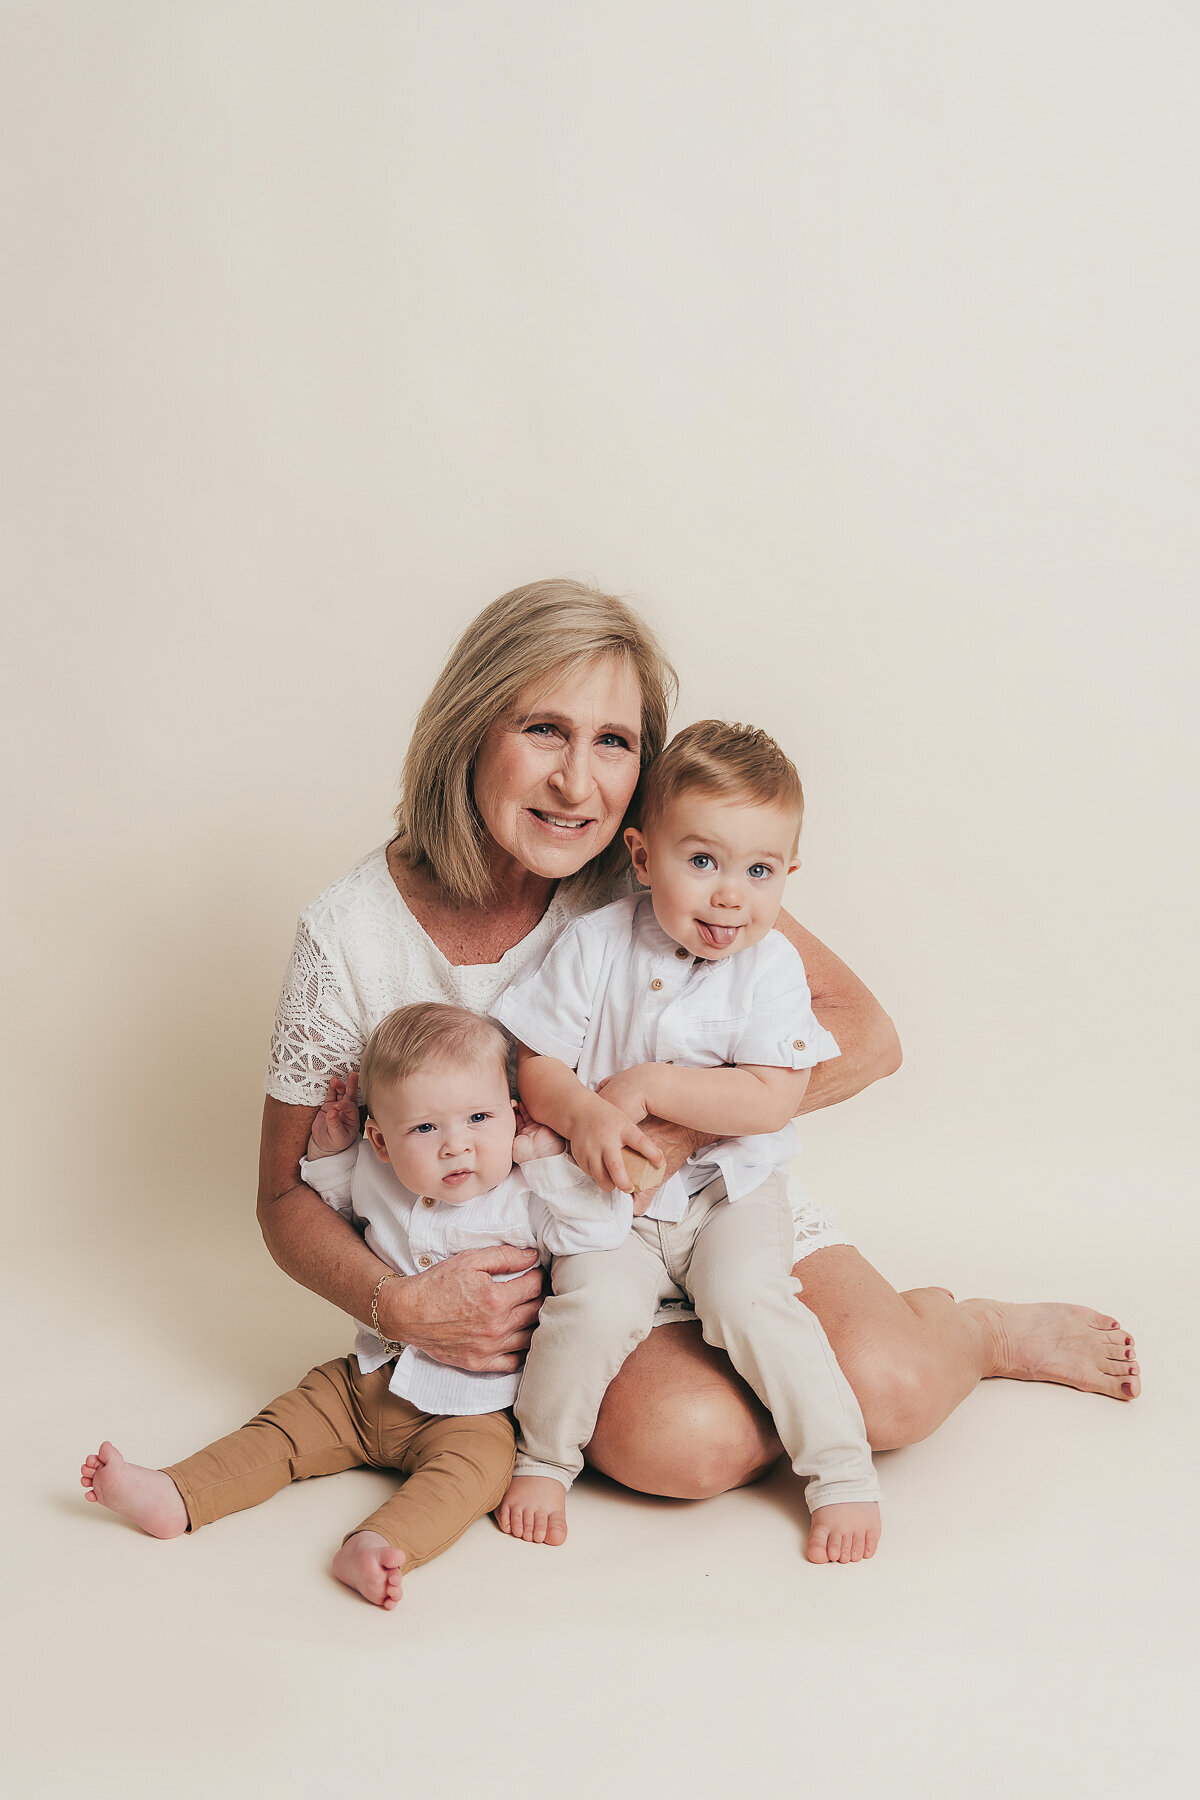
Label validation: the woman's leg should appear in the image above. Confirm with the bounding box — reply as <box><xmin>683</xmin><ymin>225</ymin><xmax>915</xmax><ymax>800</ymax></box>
<box><xmin>585</xmin><ymin>1248</ymin><xmax>1141</xmax><ymax>1494</ymax></box>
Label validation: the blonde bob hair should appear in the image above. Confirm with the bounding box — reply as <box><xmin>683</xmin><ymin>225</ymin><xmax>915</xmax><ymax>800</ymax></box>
<box><xmin>394</xmin><ymin>579</ymin><xmax>677</xmax><ymax>905</ymax></box>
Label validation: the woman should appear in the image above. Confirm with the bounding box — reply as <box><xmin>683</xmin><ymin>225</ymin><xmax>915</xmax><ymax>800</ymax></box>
<box><xmin>258</xmin><ymin>579</ymin><xmax>1139</xmax><ymax>1504</ymax></box>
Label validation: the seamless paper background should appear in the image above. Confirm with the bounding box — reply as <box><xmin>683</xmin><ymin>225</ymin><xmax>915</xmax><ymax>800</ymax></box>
<box><xmin>4</xmin><ymin>5</ymin><xmax>1197</xmax><ymax>1796</ymax></box>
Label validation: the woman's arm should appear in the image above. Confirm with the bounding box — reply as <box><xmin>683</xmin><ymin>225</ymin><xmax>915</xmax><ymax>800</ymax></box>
<box><xmin>624</xmin><ymin>922</ymin><xmax>899</xmax><ymax>1205</ymax></box>
<box><xmin>773</xmin><ymin>911</ymin><xmax>901</xmax><ymax>1112</ymax></box>
<box><xmin>256</xmin><ymin>1097</ymin><xmax>544</xmax><ymax>1372</ymax></box>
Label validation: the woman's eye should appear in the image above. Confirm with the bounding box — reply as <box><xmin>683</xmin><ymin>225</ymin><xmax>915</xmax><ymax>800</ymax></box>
<box><xmin>526</xmin><ymin>722</ymin><xmax>559</xmax><ymax>739</ymax></box>
<box><xmin>689</xmin><ymin>854</ymin><xmax>715</xmax><ymax>871</ymax></box>
<box><xmin>598</xmin><ymin>733</ymin><xmax>631</xmax><ymax>750</ymax></box>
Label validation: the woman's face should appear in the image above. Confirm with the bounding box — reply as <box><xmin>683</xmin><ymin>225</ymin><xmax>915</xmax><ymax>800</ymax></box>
<box><xmin>473</xmin><ymin>655</ymin><xmax>644</xmax><ymax>883</ymax></box>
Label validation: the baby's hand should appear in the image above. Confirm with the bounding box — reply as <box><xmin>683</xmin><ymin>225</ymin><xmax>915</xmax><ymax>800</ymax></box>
<box><xmin>512</xmin><ymin>1121</ymin><xmax>567</xmax><ymax>1164</ymax></box>
<box><xmin>595</xmin><ymin>1066</ymin><xmax>653</xmax><ymax>1123</ymax></box>
<box><xmin>309</xmin><ymin>1072</ymin><xmax>362</xmax><ymax>1158</ymax></box>
<box><xmin>568</xmin><ymin>1094</ymin><xmax>664</xmax><ymax>1194</ymax></box>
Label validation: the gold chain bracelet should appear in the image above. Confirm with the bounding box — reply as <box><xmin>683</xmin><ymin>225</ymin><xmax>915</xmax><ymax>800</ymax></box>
<box><xmin>370</xmin><ymin>1272</ymin><xmax>405</xmax><ymax>1356</ymax></box>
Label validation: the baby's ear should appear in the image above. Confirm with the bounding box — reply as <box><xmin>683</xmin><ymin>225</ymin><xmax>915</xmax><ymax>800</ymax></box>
<box><xmin>364</xmin><ymin>1119</ymin><xmax>391</xmax><ymax>1163</ymax></box>
<box><xmin>624</xmin><ymin>826</ymin><xmax>652</xmax><ymax>885</ymax></box>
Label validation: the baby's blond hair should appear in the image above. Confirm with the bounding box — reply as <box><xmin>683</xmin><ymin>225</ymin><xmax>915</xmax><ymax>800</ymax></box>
<box><xmin>358</xmin><ymin>1003</ymin><xmax>510</xmax><ymax>1118</ymax></box>
<box><xmin>638</xmin><ymin>720</ymin><xmax>804</xmax><ymax>850</ymax></box>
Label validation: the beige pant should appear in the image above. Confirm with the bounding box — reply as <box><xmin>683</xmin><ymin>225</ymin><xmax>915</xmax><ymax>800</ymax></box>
<box><xmin>514</xmin><ymin>1172</ymin><xmax>879</xmax><ymax>1512</ymax></box>
<box><xmin>164</xmin><ymin>1357</ymin><xmax>515</xmax><ymax>1572</ymax></box>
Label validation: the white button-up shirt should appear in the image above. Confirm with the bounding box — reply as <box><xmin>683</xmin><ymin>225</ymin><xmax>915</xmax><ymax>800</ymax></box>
<box><xmin>493</xmin><ymin>895</ymin><xmax>841</xmax><ymax>1223</ymax></box>
<box><xmin>300</xmin><ymin>1139</ymin><xmax>629</xmax><ymax>1416</ymax></box>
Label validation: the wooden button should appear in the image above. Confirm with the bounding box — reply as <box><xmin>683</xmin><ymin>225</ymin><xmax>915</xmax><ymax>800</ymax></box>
<box><xmin>650</xmin><ymin>978</ymin><xmax>663</xmax><ymax>991</ymax></box>
<box><xmin>418</xmin><ymin>1254</ymin><xmax>433</xmax><ymax>1268</ymax></box>
<box><xmin>675</xmin><ymin>947</ymin><xmax>688</xmax><ymax>959</ymax></box>
<box><xmin>793</xmin><ymin>1039</ymin><xmax>805</xmax><ymax>1051</ymax></box>
<box><xmin>422</xmin><ymin>1195</ymin><xmax>436</xmax><ymax>1207</ymax></box>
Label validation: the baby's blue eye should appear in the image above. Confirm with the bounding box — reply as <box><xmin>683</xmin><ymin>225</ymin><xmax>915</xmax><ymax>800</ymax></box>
<box><xmin>469</xmin><ymin>1112</ymin><xmax>490</xmax><ymax>1124</ymax></box>
<box><xmin>748</xmin><ymin>864</ymin><xmax>772</xmax><ymax>880</ymax></box>
<box><xmin>411</xmin><ymin>1122</ymin><xmax>435</xmax><ymax>1135</ymax></box>
<box><xmin>689</xmin><ymin>854</ymin><xmax>715</xmax><ymax>871</ymax></box>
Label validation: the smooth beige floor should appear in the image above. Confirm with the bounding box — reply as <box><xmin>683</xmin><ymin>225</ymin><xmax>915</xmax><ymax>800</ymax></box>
<box><xmin>12</xmin><ymin>1131</ymin><xmax>1195</xmax><ymax>1800</ymax></box>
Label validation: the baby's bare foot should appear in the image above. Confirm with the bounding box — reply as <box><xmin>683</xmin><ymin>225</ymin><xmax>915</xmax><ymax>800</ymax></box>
<box><xmin>333</xmin><ymin>1532</ymin><xmax>406</xmax><ymax>1609</ymax></box>
<box><xmin>496</xmin><ymin>1474</ymin><xmax>568</xmax><ymax>1545</ymax></box>
<box><xmin>807</xmin><ymin>1500</ymin><xmax>881</xmax><ymax>1565</ymax></box>
<box><xmin>79</xmin><ymin>1442</ymin><xmax>188</xmax><ymax>1538</ymax></box>
<box><xmin>964</xmin><ymin>1299</ymin><xmax>1141</xmax><ymax>1401</ymax></box>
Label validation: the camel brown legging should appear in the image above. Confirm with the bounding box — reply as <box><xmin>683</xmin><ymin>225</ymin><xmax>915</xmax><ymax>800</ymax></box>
<box><xmin>163</xmin><ymin>1357</ymin><xmax>515</xmax><ymax>1572</ymax></box>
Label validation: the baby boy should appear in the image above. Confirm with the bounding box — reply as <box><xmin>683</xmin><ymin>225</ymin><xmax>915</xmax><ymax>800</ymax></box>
<box><xmin>494</xmin><ymin>719</ymin><xmax>882</xmax><ymax>1564</ymax></box>
<box><xmin>81</xmin><ymin>1002</ymin><xmax>627</xmax><ymax>1607</ymax></box>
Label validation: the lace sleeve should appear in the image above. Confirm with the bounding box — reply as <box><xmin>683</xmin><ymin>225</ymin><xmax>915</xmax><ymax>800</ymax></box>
<box><xmin>264</xmin><ymin>916</ymin><xmax>365</xmax><ymax>1106</ymax></box>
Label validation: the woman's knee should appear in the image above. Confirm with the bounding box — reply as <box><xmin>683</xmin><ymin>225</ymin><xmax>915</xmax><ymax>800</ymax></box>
<box><xmin>845</xmin><ymin>1347</ymin><xmax>942</xmax><ymax>1451</ymax></box>
<box><xmin>585</xmin><ymin>1333</ymin><xmax>782</xmax><ymax>1499</ymax></box>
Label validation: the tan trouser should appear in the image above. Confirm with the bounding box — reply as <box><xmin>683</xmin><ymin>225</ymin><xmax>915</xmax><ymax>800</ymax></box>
<box><xmin>514</xmin><ymin>1172</ymin><xmax>879</xmax><ymax>1512</ymax></box>
<box><xmin>164</xmin><ymin>1358</ymin><xmax>515</xmax><ymax>1572</ymax></box>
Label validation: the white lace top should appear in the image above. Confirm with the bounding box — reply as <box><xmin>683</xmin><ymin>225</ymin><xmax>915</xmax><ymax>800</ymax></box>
<box><xmin>264</xmin><ymin>845</ymin><xmax>606</xmax><ymax>1106</ymax></box>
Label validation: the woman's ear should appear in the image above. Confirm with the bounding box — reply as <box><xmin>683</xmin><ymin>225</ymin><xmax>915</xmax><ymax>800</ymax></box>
<box><xmin>364</xmin><ymin>1118</ymin><xmax>391</xmax><ymax>1164</ymax></box>
<box><xmin>624</xmin><ymin>825</ymin><xmax>652</xmax><ymax>886</ymax></box>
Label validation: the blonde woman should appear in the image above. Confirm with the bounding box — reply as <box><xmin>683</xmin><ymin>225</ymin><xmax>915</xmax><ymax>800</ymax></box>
<box><xmin>258</xmin><ymin>579</ymin><xmax>1140</xmax><ymax>1508</ymax></box>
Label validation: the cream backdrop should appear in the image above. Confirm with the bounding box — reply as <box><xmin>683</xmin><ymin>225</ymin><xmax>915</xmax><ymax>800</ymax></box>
<box><xmin>5</xmin><ymin>5</ymin><xmax>1197</xmax><ymax>1798</ymax></box>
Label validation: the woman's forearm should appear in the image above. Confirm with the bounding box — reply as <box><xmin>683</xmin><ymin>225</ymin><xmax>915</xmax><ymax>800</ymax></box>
<box><xmin>773</xmin><ymin>910</ymin><xmax>902</xmax><ymax>1113</ymax></box>
<box><xmin>256</xmin><ymin>1097</ymin><xmax>400</xmax><ymax>1328</ymax></box>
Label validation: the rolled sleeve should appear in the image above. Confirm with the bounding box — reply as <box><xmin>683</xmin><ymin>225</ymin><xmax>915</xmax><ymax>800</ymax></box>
<box><xmin>523</xmin><ymin>1156</ymin><xmax>633</xmax><ymax>1255</ymax></box>
<box><xmin>732</xmin><ymin>935</ymin><xmax>841</xmax><ymax>1070</ymax></box>
<box><xmin>299</xmin><ymin>1142</ymin><xmax>360</xmax><ymax>1217</ymax></box>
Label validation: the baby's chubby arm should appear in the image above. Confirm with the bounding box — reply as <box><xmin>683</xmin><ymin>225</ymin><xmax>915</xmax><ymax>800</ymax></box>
<box><xmin>598</xmin><ymin>1061</ymin><xmax>811</xmax><ymax>1139</ymax></box>
<box><xmin>515</xmin><ymin>1042</ymin><xmax>666</xmax><ymax>1194</ymax></box>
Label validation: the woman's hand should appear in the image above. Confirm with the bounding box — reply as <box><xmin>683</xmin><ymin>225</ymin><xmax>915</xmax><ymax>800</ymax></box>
<box><xmin>381</xmin><ymin>1246</ymin><xmax>546</xmax><ymax>1373</ymax></box>
<box><xmin>308</xmin><ymin>1072</ymin><xmax>361</xmax><ymax>1158</ymax></box>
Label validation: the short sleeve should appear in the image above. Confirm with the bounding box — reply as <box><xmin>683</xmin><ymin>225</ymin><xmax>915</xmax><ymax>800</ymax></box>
<box><xmin>731</xmin><ymin>934</ymin><xmax>842</xmax><ymax>1070</ymax></box>
<box><xmin>493</xmin><ymin>913</ymin><xmax>605</xmax><ymax>1069</ymax></box>
<box><xmin>264</xmin><ymin>914</ymin><xmax>365</xmax><ymax>1106</ymax></box>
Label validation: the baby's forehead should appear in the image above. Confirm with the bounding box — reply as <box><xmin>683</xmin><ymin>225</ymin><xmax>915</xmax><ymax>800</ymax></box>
<box><xmin>654</xmin><ymin>785</ymin><xmax>800</xmax><ymax>846</ymax></box>
<box><xmin>390</xmin><ymin>1050</ymin><xmax>510</xmax><ymax>1098</ymax></box>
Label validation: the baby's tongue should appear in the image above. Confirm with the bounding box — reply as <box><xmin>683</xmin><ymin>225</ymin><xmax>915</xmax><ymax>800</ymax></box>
<box><xmin>698</xmin><ymin>922</ymin><xmax>738</xmax><ymax>949</ymax></box>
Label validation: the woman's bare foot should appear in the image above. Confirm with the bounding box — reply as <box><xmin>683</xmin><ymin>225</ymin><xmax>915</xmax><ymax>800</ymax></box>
<box><xmin>963</xmin><ymin>1300</ymin><xmax>1141</xmax><ymax>1400</ymax></box>
<box><xmin>79</xmin><ymin>1443</ymin><xmax>188</xmax><ymax>1538</ymax></box>
<box><xmin>496</xmin><ymin>1474</ymin><xmax>568</xmax><ymax>1545</ymax></box>
<box><xmin>332</xmin><ymin>1532</ymin><xmax>406</xmax><ymax>1609</ymax></box>
<box><xmin>807</xmin><ymin>1500</ymin><xmax>881</xmax><ymax>1565</ymax></box>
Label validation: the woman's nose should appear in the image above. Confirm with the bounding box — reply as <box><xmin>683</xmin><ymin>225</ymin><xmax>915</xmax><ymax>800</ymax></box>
<box><xmin>548</xmin><ymin>748</ymin><xmax>593</xmax><ymax>804</ymax></box>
